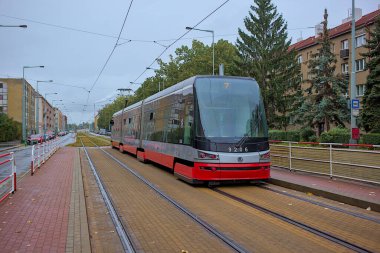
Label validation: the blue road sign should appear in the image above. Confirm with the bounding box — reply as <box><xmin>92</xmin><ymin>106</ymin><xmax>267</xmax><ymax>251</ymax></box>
<box><xmin>352</xmin><ymin>99</ymin><xmax>360</xmax><ymax>109</ymax></box>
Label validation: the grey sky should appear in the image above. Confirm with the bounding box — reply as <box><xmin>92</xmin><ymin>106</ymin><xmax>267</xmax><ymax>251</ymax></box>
<box><xmin>1</xmin><ymin>0</ymin><xmax>379</xmax><ymax>124</ymax></box>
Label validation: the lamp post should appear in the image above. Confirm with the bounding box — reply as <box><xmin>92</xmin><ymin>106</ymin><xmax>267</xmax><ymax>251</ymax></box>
<box><xmin>0</xmin><ymin>25</ymin><xmax>27</xmax><ymax>28</ymax></box>
<box><xmin>35</xmin><ymin>80</ymin><xmax>53</xmax><ymax>134</ymax></box>
<box><xmin>22</xmin><ymin>65</ymin><xmax>44</xmax><ymax>143</ymax></box>
<box><xmin>350</xmin><ymin>0</ymin><xmax>358</xmax><ymax>144</ymax></box>
<box><xmin>186</xmin><ymin>26</ymin><xmax>215</xmax><ymax>75</ymax></box>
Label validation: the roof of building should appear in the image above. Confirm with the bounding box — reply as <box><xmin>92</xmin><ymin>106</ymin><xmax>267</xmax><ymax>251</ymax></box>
<box><xmin>290</xmin><ymin>9</ymin><xmax>380</xmax><ymax>51</ymax></box>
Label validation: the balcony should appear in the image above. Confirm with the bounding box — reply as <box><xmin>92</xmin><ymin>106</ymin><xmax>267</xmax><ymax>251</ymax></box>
<box><xmin>340</xmin><ymin>49</ymin><xmax>349</xmax><ymax>59</ymax></box>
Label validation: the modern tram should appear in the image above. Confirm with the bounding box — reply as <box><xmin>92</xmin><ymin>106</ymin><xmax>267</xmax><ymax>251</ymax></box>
<box><xmin>110</xmin><ymin>75</ymin><xmax>270</xmax><ymax>184</ymax></box>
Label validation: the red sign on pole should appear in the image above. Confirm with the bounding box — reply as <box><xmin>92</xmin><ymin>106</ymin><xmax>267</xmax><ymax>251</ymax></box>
<box><xmin>352</xmin><ymin>128</ymin><xmax>360</xmax><ymax>140</ymax></box>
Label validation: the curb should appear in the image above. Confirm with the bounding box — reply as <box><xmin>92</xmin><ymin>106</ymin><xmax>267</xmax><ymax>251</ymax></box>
<box><xmin>0</xmin><ymin>144</ymin><xmax>24</xmax><ymax>153</ymax></box>
<box><xmin>268</xmin><ymin>178</ymin><xmax>380</xmax><ymax>212</ymax></box>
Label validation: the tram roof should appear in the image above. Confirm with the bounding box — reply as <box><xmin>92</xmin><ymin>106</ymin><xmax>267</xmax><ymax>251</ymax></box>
<box><xmin>113</xmin><ymin>75</ymin><xmax>254</xmax><ymax>117</ymax></box>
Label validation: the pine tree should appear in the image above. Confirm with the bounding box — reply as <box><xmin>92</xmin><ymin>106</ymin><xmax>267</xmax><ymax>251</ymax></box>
<box><xmin>295</xmin><ymin>9</ymin><xmax>349</xmax><ymax>136</ymax></box>
<box><xmin>360</xmin><ymin>17</ymin><xmax>380</xmax><ymax>133</ymax></box>
<box><xmin>236</xmin><ymin>0</ymin><xmax>301</xmax><ymax>129</ymax></box>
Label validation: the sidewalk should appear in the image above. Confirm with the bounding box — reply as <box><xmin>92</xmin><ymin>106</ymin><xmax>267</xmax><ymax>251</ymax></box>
<box><xmin>270</xmin><ymin>166</ymin><xmax>380</xmax><ymax>212</ymax></box>
<box><xmin>0</xmin><ymin>147</ymin><xmax>90</xmax><ymax>253</ymax></box>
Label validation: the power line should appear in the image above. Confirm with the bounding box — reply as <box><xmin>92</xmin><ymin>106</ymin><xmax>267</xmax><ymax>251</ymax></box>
<box><xmin>131</xmin><ymin>0</ymin><xmax>231</xmax><ymax>84</ymax></box>
<box><xmin>82</xmin><ymin>0</ymin><xmax>134</xmax><ymax>116</ymax></box>
<box><xmin>0</xmin><ymin>13</ymin><xmax>237</xmax><ymax>44</ymax></box>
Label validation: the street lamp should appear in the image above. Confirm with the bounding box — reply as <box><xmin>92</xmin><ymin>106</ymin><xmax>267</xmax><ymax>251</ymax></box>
<box><xmin>0</xmin><ymin>25</ymin><xmax>27</xmax><ymax>28</ymax></box>
<box><xmin>22</xmin><ymin>65</ymin><xmax>44</xmax><ymax>143</ymax></box>
<box><xmin>186</xmin><ymin>26</ymin><xmax>215</xmax><ymax>75</ymax></box>
<box><xmin>35</xmin><ymin>80</ymin><xmax>53</xmax><ymax>134</ymax></box>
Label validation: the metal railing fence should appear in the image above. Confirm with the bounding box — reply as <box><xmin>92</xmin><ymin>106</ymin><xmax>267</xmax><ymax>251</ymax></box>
<box><xmin>31</xmin><ymin>139</ymin><xmax>59</xmax><ymax>175</ymax></box>
<box><xmin>270</xmin><ymin>141</ymin><xmax>380</xmax><ymax>184</ymax></box>
<box><xmin>0</xmin><ymin>152</ymin><xmax>16</xmax><ymax>203</ymax></box>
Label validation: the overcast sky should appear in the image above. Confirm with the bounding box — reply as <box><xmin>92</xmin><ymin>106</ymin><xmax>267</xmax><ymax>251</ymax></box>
<box><xmin>1</xmin><ymin>0</ymin><xmax>379</xmax><ymax>124</ymax></box>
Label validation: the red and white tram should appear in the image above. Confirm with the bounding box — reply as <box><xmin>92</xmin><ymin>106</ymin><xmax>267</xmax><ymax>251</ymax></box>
<box><xmin>111</xmin><ymin>75</ymin><xmax>270</xmax><ymax>184</ymax></box>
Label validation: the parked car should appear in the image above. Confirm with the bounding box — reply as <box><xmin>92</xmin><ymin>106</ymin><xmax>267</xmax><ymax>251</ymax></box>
<box><xmin>27</xmin><ymin>134</ymin><xmax>44</xmax><ymax>145</ymax></box>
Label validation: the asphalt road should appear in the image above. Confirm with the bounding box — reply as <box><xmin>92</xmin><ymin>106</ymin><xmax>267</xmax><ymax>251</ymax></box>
<box><xmin>0</xmin><ymin>133</ymin><xmax>76</xmax><ymax>182</ymax></box>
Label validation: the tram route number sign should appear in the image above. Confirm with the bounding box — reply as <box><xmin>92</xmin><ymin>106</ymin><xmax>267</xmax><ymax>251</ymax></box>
<box><xmin>352</xmin><ymin>128</ymin><xmax>360</xmax><ymax>140</ymax></box>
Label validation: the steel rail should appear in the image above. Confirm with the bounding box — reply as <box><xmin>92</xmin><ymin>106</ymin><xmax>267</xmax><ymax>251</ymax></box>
<box><xmin>79</xmin><ymin>138</ymin><xmax>136</xmax><ymax>253</ymax></box>
<box><xmin>213</xmin><ymin>188</ymin><xmax>373</xmax><ymax>253</ymax></box>
<box><xmin>81</xmin><ymin>135</ymin><xmax>249</xmax><ymax>253</ymax></box>
<box><xmin>259</xmin><ymin>185</ymin><xmax>380</xmax><ymax>224</ymax></box>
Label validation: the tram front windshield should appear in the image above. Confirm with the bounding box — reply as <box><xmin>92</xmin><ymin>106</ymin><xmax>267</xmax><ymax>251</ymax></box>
<box><xmin>195</xmin><ymin>77</ymin><xmax>268</xmax><ymax>139</ymax></box>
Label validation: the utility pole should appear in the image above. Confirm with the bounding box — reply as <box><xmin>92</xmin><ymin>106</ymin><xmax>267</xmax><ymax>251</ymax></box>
<box><xmin>350</xmin><ymin>0</ymin><xmax>358</xmax><ymax>144</ymax></box>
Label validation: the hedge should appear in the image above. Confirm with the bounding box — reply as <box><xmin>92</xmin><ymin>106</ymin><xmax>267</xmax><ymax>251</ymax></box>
<box><xmin>269</xmin><ymin>130</ymin><xmax>300</xmax><ymax>142</ymax></box>
<box><xmin>362</xmin><ymin>133</ymin><xmax>380</xmax><ymax>145</ymax></box>
<box><xmin>319</xmin><ymin>128</ymin><xmax>350</xmax><ymax>144</ymax></box>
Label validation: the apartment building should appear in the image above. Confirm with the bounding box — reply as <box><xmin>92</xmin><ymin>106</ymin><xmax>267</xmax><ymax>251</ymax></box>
<box><xmin>290</xmin><ymin>8</ymin><xmax>380</xmax><ymax>106</ymax></box>
<box><xmin>0</xmin><ymin>78</ymin><xmax>66</xmax><ymax>137</ymax></box>
<box><xmin>0</xmin><ymin>78</ymin><xmax>36</xmax><ymax>135</ymax></box>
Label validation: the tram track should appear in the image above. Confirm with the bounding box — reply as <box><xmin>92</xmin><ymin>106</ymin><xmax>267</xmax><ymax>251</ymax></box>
<box><xmin>80</xmin><ymin>135</ymin><xmax>248</xmax><ymax>253</ymax></box>
<box><xmin>212</xmin><ymin>188</ymin><xmax>374</xmax><ymax>253</ymax></box>
<box><xmin>79</xmin><ymin>138</ymin><xmax>136</xmax><ymax>253</ymax></box>
<box><xmin>80</xmin><ymin>135</ymin><xmax>379</xmax><ymax>252</ymax></box>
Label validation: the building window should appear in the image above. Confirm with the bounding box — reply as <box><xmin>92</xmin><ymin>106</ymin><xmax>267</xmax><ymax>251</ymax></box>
<box><xmin>355</xmin><ymin>34</ymin><xmax>366</xmax><ymax>48</ymax></box>
<box><xmin>297</xmin><ymin>55</ymin><xmax>303</xmax><ymax>64</ymax></box>
<box><xmin>0</xmin><ymin>83</ymin><xmax>2</xmax><ymax>88</ymax></box>
<box><xmin>356</xmin><ymin>84</ymin><xmax>366</xmax><ymax>97</ymax></box>
<box><xmin>330</xmin><ymin>43</ymin><xmax>335</xmax><ymax>53</ymax></box>
<box><xmin>355</xmin><ymin>59</ymin><xmax>365</xmax><ymax>72</ymax></box>
<box><xmin>341</xmin><ymin>39</ymin><xmax>349</xmax><ymax>50</ymax></box>
<box><xmin>341</xmin><ymin>63</ymin><xmax>349</xmax><ymax>73</ymax></box>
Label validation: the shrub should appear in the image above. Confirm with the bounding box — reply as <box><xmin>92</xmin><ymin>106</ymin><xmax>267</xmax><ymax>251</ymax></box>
<box><xmin>362</xmin><ymin>133</ymin><xmax>380</xmax><ymax>145</ymax></box>
<box><xmin>269</xmin><ymin>130</ymin><xmax>300</xmax><ymax>142</ymax></box>
<box><xmin>0</xmin><ymin>114</ymin><xmax>21</xmax><ymax>142</ymax></box>
<box><xmin>300</xmin><ymin>127</ymin><xmax>316</xmax><ymax>142</ymax></box>
<box><xmin>269</xmin><ymin>130</ymin><xmax>287</xmax><ymax>141</ymax></box>
<box><xmin>319</xmin><ymin>128</ymin><xmax>350</xmax><ymax>144</ymax></box>
<box><xmin>286</xmin><ymin>131</ymin><xmax>300</xmax><ymax>142</ymax></box>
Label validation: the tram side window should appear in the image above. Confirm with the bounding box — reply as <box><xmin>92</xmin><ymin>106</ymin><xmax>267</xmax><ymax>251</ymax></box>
<box><xmin>183</xmin><ymin>91</ymin><xmax>193</xmax><ymax>145</ymax></box>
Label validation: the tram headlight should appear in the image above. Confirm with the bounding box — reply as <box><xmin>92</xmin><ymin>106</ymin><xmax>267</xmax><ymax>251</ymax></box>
<box><xmin>259</xmin><ymin>151</ymin><xmax>270</xmax><ymax>162</ymax></box>
<box><xmin>198</xmin><ymin>151</ymin><xmax>219</xmax><ymax>160</ymax></box>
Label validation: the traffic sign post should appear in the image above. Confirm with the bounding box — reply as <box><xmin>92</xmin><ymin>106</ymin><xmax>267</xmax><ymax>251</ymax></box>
<box><xmin>352</xmin><ymin>128</ymin><xmax>360</xmax><ymax>140</ymax></box>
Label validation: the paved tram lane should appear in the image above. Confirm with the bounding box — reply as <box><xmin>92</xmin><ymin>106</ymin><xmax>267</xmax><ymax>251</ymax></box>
<box><xmin>85</xmin><ymin>148</ymin><xmax>235</xmax><ymax>253</ymax></box>
<box><xmin>106</xmin><ymin>147</ymin><xmax>380</xmax><ymax>253</ymax></box>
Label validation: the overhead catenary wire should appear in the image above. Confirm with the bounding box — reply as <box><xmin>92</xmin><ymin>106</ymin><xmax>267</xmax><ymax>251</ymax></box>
<box><xmin>131</xmin><ymin>0</ymin><xmax>231</xmax><ymax>85</ymax></box>
<box><xmin>82</xmin><ymin>0</ymin><xmax>134</xmax><ymax>116</ymax></box>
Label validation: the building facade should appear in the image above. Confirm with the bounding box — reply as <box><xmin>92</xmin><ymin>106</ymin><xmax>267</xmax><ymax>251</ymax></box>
<box><xmin>0</xmin><ymin>78</ymin><xmax>36</xmax><ymax>136</ymax></box>
<box><xmin>290</xmin><ymin>8</ymin><xmax>380</xmax><ymax>107</ymax></box>
<box><xmin>0</xmin><ymin>78</ymin><xmax>66</xmax><ymax>138</ymax></box>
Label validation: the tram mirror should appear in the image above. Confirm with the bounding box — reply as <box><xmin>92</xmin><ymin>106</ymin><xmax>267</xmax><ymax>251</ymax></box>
<box><xmin>110</xmin><ymin>119</ymin><xmax>114</xmax><ymax>126</ymax></box>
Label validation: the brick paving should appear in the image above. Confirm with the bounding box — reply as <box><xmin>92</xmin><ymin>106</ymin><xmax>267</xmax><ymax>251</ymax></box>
<box><xmin>0</xmin><ymin>147</ymin><xmax>89</xmax><ymax>253</ymax></box>
<box><xmin>66</xmin><ymin>149</ymin><xmax>91</xmax><ymax>253</ymax></box>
